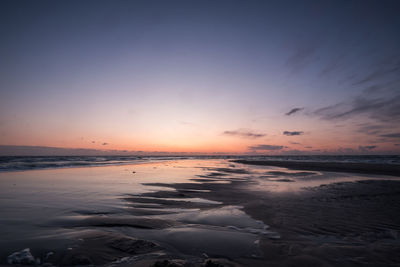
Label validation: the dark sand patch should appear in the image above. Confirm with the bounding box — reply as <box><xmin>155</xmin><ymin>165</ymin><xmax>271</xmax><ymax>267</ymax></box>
<box><xmin>208</xmin><ymin>167</ymin><xmax>251</xmax><ymax>174</ymax></box>
<box><xmin>142</xmin><ymin>182</ymin><xmax>214</xmax><ymax>191</ymax></box>
<box><xmin>141</xmin><ymin>191</ymin><xmax>189</xmax><ymax>199</ymax></box>
<box><xmin>123</xmin><ymin>196</ymin><xmax>222</xmax><ymax>210</ymax></box>
<box><xmin>121</xmin><ymin>208</ymin><xmax>190</xmax><ymax>216</ymax></box>
<box><xmin>44</xmin><ymin>231</ymin><xmax>161</xmax><ymax>266</ymax></box>
<box><xmin>192</xmin><ymin>177</ymin><xmax>247</xmax><ymax>184</ymax></box>
<box><xmin>178</xmin><ymin>189</ymin><xmax>211</xmax><ymax>193</ymax></box>
<box><xmin>233</xmin><ymin>160</ymin><xmax>400</xmax><ymax>177</ymax></box>
<box><xmin>147</xmin><ymin>226</ymin><xmax>260</xmax><ymax>258</ymax></box>
<box><xmin>260</xmin><ymin>177</ymin><xmax>295</xmax><ymax>182</ymax></box>
<box><xmin>117</xmin><ymin>257</ymin><xmax>241</xmax><ymax>267</ymax></box>
<box><xmin>264</xmin><ymin>171</ymin><xmax>317</xmax><ymax>177</ymax></box>
<box><xmin>72</xmin><ymin>210</ymin><xmax>117</xmax><ymax>216</ymax></box>
<box><xmin>191</xmin><ymin>178</ymin><xmax>230</xmax><ymax>183</ymax></box>
<box><xmin>245</xmin><ymin>180</ymin><xmax>400</xmax><ymax>239</ymax></box>
<box><xmin>53</xmin><ymin>216</ymin><xmax>177</xmax><ymax>229</ymax></box>
<box><xmin>122</xmin><ymin>202</ymin><xmax>164</xmax><ymax>208</ymax></box>
<box><xmin>242</xmin><ymin>180</ymin><xmax>400</xmax><ymax>266</ymax></box>
<box><xmin>202</xmin><ymin>172</ymin><xmax>229</xmax><ymax>177</ymax></box>
<box><xmin>142</xmin><ymin>168</ymin><xmax>400</xmax><ymax>266</ymax></box>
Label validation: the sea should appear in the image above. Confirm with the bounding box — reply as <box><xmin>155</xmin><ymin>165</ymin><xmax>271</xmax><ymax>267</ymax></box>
<box><xmin>0</xmin><ymin>155</ymin><xmax>399</xmax><ymax>172</ymax></box>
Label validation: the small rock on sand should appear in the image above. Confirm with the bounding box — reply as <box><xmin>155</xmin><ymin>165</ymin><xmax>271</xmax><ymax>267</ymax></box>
<box><xmin>7</xmin><ymin>248</ymin><xmax>37</xmax><ymax>265</ymax></box>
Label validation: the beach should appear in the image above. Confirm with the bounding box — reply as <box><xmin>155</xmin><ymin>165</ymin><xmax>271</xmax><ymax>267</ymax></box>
<box><xmin>2</xmin><ymin>0</ymin><xmax>400</xmax><ymax>266</ymax></box>
<box><xmin>1</xmin><ymin>158</ymin><xmax>400</xmax><ymax>266</ymax></box>
<box><xmin>233</xmin><ymin>159</ymin><xmax>400</xmax><ymax>177</ymax></box>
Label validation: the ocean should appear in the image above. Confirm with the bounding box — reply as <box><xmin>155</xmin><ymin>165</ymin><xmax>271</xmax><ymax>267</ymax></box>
<box><xmin>0</xmin><ymin>155</ymin><xmax>399</xmax><ymax>172</ymax></box>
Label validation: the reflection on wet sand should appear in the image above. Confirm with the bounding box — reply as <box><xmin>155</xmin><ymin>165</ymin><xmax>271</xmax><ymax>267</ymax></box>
<box><xmin>1</xmin><ymin>159</ymin><xmax>400</xmax><ymax>266</ymax></box>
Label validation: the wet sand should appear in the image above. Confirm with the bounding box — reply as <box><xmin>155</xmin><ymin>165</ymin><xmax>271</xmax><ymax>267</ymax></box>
<box><xmin>1</xmin><ymin>159</ymin><xmax>400</xmax><ymax>266</ymax></box>
<box><xmin>138</xmin><ymin>168</ymin><xmax>400</xmax><ymax>266</ymax></box>
<box><xmin>233</xmin><ymin>159</ymin><xmax>400</xmax><ymax>177</ymax></box>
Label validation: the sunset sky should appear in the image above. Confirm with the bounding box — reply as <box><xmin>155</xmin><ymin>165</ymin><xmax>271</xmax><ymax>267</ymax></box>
<box><xmin>1</xmin><ymin>0</ymin><xmax>399</xmax><ymax>155</ymax></box>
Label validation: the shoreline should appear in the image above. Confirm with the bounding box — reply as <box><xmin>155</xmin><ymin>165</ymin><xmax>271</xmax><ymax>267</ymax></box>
<box><xmin>233</xmin><ymin>159</ymin><xmax>400</xmax><ymax>177</ymax></box>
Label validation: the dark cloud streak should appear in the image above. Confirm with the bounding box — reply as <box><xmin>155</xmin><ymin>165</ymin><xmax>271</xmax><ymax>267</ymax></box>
<box><xmin>352</xmin><ymin>57</ymin><xmax>400</xmax><ymax>86</ymax></box>
<box><xmin>289</xmin><ymin>141</ymin><xmax>301</xmax><ymax>145</ymax></box>
<box><xmin>359</xmin><ymin>145</ymin><xmax>377</xmax><ymax>152</ymax></box>
<box><xmin>314</xmin><ymin>95</ymin><xmax>400</xmax><ymax>123</ymax></box>
<box><xmin>285</xmin><ymin>107</ymin><xmax>304</xmax><ymax>116</ymax></box>
<box><xmin>248</xmin><ymin>144</ymin><xmax>284</xmax><ymax>151</ymax></box>
<box><xmin>223</xmin><ymin>129</ymin><xmax>266</xmax><ymax>139</ymax></box>
<box><xmin>283</xmin><ymin>131</ymin><xmax>304</xmax><ymax>136</ymax></box>
<box><xmin>380</xmin><ymin>133</ymin><xmax>400</xmax><ymax>139</ymax></box>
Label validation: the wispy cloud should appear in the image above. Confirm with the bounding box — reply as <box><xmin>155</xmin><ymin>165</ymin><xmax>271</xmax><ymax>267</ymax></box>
<box><xmin>359</xmin><ymin>145</ymin><xmax>377</xmax><ymax>152</ymax></box>
<box><xmin>285</xmin><ymin>107</ymin><xmax>304</xmax><ymax>116</ymax></box>
<box><xmin>319</xmin><ymin>53</ymin><xmax>346</xmax><ymax>77</ymax></box>
<box><xmin>337</xmin><ymin>147</ymin><xmax>356</xmax><ymax>154</ymax></box>
<box><xmin>313</xmin><ymin>53</ymin><xmax>400</xmax><ymax>127</ymax></box>
<box><xmin>223</xmin><ymin>129</ymin><xmax>266</xmax><ymax>139</ymax></box>
<box><xmin>355</xmin><ymin>123</ymin><xmax>388</xmax><ymax>136</ymax></box>
<box><xmin>380</xmin><ymin>133</ymin><xmax>400</xmax><ymax>139</ymax></box>
<box><xmin>289</xmin><ymin>141</ymin><xmax>301</xmax><ymax>145</ymax></box>
<box><xmin>248</xmin><ymin>144</ymin><xmax>284</xmax><ymax>151</ymax></box>
<box><xmin>283</xmin><ymin>131</ymin><xmax>304</xmax><ymax>136</ymax></box>
<box><xmin>312</xmin><ymin>52</ymin><xmax>400</xmax><ymax>142</ymax></box>
<box><xmin>314</xmin><ymin>95</ymin><xmax>400</xmax><ymax>123</ymax></box>
<box><xmin>352</xmin><ymin>56</ymin><xmax>400</xmax><ymax>86</ymax></box>
<box><xmin>102</xmin><ymin>142</ymin><xmax>108</xmax><ymax>145</ymax></box>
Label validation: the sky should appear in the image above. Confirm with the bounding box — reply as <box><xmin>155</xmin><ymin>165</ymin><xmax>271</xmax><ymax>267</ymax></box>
<box><xmin>1</xmin><ymin>0</ymin><xmax>400</xmax><ymax>155</ymax></box>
